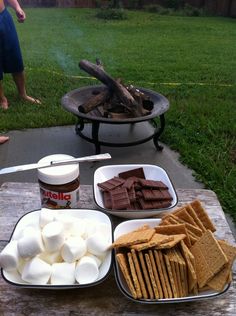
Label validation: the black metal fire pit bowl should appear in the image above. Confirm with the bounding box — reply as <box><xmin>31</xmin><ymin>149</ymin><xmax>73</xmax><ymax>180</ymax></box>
<box><xmin>61</xmin><ymin>85</ymin><xmax>170</xmax><ymax>154</ymax></box>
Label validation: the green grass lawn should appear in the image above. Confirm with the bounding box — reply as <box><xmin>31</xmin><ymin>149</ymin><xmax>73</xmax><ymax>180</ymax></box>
<box><xmin>1</xmin><ymin>8</ymin><xmax>236</xmax><ymax>221</ymax></box>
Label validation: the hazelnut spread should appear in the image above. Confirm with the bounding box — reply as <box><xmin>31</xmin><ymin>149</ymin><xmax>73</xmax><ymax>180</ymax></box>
<box><xmin>38</xmin><ymin>154</ymin><xmax>80</xmax><ymax>209</ymax></box>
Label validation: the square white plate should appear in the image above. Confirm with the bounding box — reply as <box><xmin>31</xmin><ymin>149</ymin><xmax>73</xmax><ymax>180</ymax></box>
<box><xmin>1</xmin><ymin>209</ymin><xmax>113</xmax><ymax>289</ymax></box>
<box><xmin>113</xmin><ymin>218</ymin><xmax>230</xmax><ymax>303</ymax></box>
<box><xmin>93</xmin><ymin>164</ymin><xmax>178</xmax><ymax>218</ymax></box>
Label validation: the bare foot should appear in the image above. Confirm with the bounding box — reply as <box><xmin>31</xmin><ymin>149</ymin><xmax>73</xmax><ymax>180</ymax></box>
<box><xmin>0</xmin><ymin>96</ymin><xmax>9</xmax><ymax>110</ymax></box>
<box><xmin>21</xmin><ymin>95</ymin><xmax>41</xmax><ymax>104</ymax></box>
<box><xmin>0</xmin><ymin>136</ymin><xmax>9</xmax><ymax>144</ymax></box>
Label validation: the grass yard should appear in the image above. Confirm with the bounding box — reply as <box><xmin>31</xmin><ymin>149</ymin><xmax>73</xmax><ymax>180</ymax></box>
<box><xmin>0</xmin><ymin>8</ymin><xmax>235</xmax><ymax>221</ymax></box>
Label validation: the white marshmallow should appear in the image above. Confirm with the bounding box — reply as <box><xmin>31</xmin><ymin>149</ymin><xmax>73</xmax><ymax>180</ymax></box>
<box><xmin>75</xmin><ymin>256</ymin><xmax>99</xmax><ymax>284</ymax></box>
<box><xmin>86</xmin><ymin>253</ymin><xmax>102</xmax><ymax>268</ymax></box>
<box><xmin>61</xmin><ymin>236</ymin><xmax>87</xmax><ymax>263</ymax></box>
<box><xmin>17</xmin><ymin>257</ymin><xmax>27</xmax><ymax>275</ymax></box>
<box><xmin>95</xmin><ymin>223</ymin><xmax>111</xmax><ymax>241</ymax></box>
<box><xmin>42</xmin><ymin>221</ymin><xmax>65</xmax><ymax>252</ymax></box>
<box><xmin>39</xmin><ymin>208</ymin><xmax>55</xmax><ymax>228</ymax></box>
<box><xmin>50</xmin><ymin>262</ymin><xmax>76</xmax><ymax>285</ymax></box>
<box><xmin>17</xmin><ymin>231</ymin><xmax>44</xmax><ymax>259</ymax></box>
<box><xmin>21</xmin><ymin>257</ymin><xmax>52</xmax><ymax>284</ymax></box>
<box><xmin>0</xmin><ymin>240</ymin><xmax>20</xmax><ymax>271</ymax></box>
<box><xmin>69</xmin><ymin>218</ymin><xmax>86</xmax><ymax>238</ymax></box>
<box><xmin>83</xmin><ymin>219</ymin><xmax>98</xmax><ymax>238</ymax></box>
<box><xmin>54</xmin><ymin>214</ymin><xmax>77</xmax><ymax>235</ymax></box>
<box><xmin>86</xmin><ymin>233</ymin><xmax>110</xmax><ymax>257</ymax></box>
<box><xmin>38</xmin><ymin>251</ymin><xmax>63</xmax><ymax>265</ymax></box>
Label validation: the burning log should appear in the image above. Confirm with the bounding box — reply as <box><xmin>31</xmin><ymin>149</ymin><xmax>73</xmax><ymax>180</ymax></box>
<box><xmin>78</xmin><ymin>88</ymin><xmax>110</xmax><ymax>114</ymax></box>
<box><xmin>78</xmin><ymin>59</ymin><xmax>154</xmax><ymax>118</ymax></box>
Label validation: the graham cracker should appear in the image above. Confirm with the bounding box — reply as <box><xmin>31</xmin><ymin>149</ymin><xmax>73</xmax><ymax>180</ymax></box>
<box><xmin>173</xmin><ymin>207</ymin><xmax>197</xmax><ymax>227</ymax></box>
<box><xmin>154</xmin><ymin>250</ymin><xmax>173</xmax><ymax>298</ymax></box>
<box><xmin>164</xmin><ymin>252</ymin><xmax>178</xmax><ymax>298</ymax></box>
<box><xmin>166</xmin><ymin>249</ymin><xmax>181</xmax><ymax>297</ymax></box>
<box><xmin>116</xmin><ymin>253</ymin><xmax>137</xmax><ymax>299</ymax></box>
<box><xmin>190</xmin><ymin>230</ymin><xmax>228</xmax><ymax>288</ymax></box>
<box><xmin>155</xmin><ymin>224</ymin><xmax>191</xmax><ymax>248</ymax></box>
<box><xmin>127</xmin><ymin>252</ymin><xmax>142</xmax><ymax>298</ymax></box>
<box><xmin>145</xmin><ymin>253</ymin><xmax>160</xmax><ymax>299</ymax></box>
<box><xmin>111</xmin><ymin>228</ymin><xmax>155</xmax><ymax>248</ymax></box>
<box><xmin>207</xmin><ymin>240</ymin><xmax>236</xmax><ymax>292</ymax></box>
<box><xmin>164</xmin><ymin>214</ymin><xmax>203</xmax><ymax>239</ymax></box>
<box><xmin>138</xmin><ymin>251</ymin><xmax>154</xmax><ymax>299</ymax></box>
<box><xmin>184</xmin><ymin>204</ymin><xmax>206</xmax><ymax>232</ymax></box>
<box><xmin>130</xmin><ymin>233</ymin><xmax>174</xmax><ymax>251</ymax></box>
<box><xmin>155</xmin><ymin>234</ymin><xmax>186</xmax><ymax>249</ymax></box>
<box><xmin>148</xmin><ymin>250</ymin><xmax>164</xmax><ymax>299</ymax></box>
<box><xmin>131</xmin><ymin>249</ymin><xmax>148</xmax><ymax>299</ymax></box>
<box><xmin>179</xmin><ymin>240</ymin><xmax>197</xmax><ymax>293</ymax></box>
<box><xmin>174</xmin><ymin>248</ymin><xmax>188</xmax><ymax>297</ymax></box>
<box><xmin>190</xmin><ymin>200</ymin><xmax>216</xmax><ymax>232</ymax></box>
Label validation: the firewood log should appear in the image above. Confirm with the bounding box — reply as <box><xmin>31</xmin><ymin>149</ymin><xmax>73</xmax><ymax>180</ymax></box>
<box><xmin>79</xmin><ymin>60</ymin><xmax>143</xmax><ymax>117</ymax></box>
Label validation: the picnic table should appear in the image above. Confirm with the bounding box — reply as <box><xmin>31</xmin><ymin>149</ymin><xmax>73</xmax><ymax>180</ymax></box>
<box><xmin>0</xmin><ymin>182</ymin><xmax>235</xmax><ymax>316</ymax></box>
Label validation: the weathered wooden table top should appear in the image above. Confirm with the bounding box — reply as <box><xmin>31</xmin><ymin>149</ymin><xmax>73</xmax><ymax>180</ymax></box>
<box><xmin>0</xmin><ymin>182</ymin><xmax>235</xmax><ymax>316</ymax></box>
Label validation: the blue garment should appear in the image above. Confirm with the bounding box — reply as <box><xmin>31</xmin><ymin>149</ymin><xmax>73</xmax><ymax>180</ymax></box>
<box><xmin>0</xmin><ymin>8</ymin><xmax>24</xmax><ymax>80</ymax></box>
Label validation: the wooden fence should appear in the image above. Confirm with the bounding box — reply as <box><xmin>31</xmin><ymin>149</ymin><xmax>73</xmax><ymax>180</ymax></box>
<box><xmin>20</xmin><ymin>0</ymin><xmax>236</xmax><ymax>17</ymax></box>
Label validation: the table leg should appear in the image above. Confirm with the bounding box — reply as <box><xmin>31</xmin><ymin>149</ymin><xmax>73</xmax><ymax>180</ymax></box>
<box><xmin>92</xmin><ymin>121</ymin><xmax>101</xmax><ymax>154</ymax></box>
<box><xmin>152</xmin><ymin>114</ymin><xmax>165</xmax><ymax>151</ymax></box>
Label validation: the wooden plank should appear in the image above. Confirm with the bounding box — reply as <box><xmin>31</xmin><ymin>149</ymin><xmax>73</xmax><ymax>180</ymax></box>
<box><xmin>0</xmin><ymin>182</ymin><xmax>235</xmax><ymax>316</ymax></box>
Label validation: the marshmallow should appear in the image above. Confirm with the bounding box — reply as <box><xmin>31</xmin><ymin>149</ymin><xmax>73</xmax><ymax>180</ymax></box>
<box><xmin>39</xmin><ymin>208</ymin><xmax>55</xmax><ymax>228</ymax></box>
<box><xmin>69</xmin><ymin>218</ymin><xmax>86</xmax><ymax>238</ymax></box>
<box><xmin>17</xmin><ymin>231</ymin><xmax>44</xmax><ymax>259</ymax></box>
<box><xmin>17</xmin><ymin>257</ymin><xmax>27</xmax><ymax>275</ymax></box>
<box><xmin>21</xmin><ymin>257</ymin><xmax>52</xmax><ymax>284</ymax></box>
<box><xmin>42</xmin><ymin>221</ymin><xmax>65</xmax><ymax>252</ymax></box>
<box><xmin>12</xmin><ymin>224</ymin><xmax>39</xmax><ymax>241</ymax></box>
<box><xmin>86</xmin><ymin>253</ymin><xmax>102</xmax><ymax>268</ymax></box>
<box><xmin>86</xmin><ymin>233</ymin><xmax>110</xmax><ymax>257</ymax></box>
<box><xmin>54</xmin><ymin>214</ymin><xmax>77</xmax><ymax>235</ymax></box>
<box><xmin>95</xmin><ymin>223</ymin><xmax>111</xmax><ymax>241</ymax></box>
<box><xmin>50</xmin><ymin>262</ymin><xmax>76</xmax><ymax>285</ymax></box>
<box><xmin>75</xmin><ymin>256</ymin><xmax>99</xmax><ymax>284</ymax></box>
<box><xmin>0</xmin><ymin>240</ymin><xmax>20</xmax><ymax>271</ymax></box>
<box><xmin>61</xmin><ymin>236</ymin><xmax>87</xmax><ymax>263</ymax></box>
<box><xmin>38</xmin><ymin>251</ymin><xmax>63</xmax><ymax>265</ymax></box>
<box><xmin>83</xmin><ymin>219</ymin><xmax>98</xmax><ymax>238</ymax></box>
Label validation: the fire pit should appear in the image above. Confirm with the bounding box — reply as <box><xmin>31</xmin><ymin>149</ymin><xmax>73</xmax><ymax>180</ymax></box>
<box><xmin>61</xmin><ymin>60</ymin><xmax>169</xmax><ymax>154</ymax></box>
<box><xmin>61</xmin><ymin>85</ymin><xmax>169</xmax><ymax>154</ymax></box>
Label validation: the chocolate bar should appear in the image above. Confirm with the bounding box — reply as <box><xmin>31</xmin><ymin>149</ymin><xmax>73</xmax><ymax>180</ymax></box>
<box><xmin>98</xmin><ymin>168</ymin><xmax>173</xmax><ymax>211</ymax></box>
<box><xmin>118</xmin><ymin>168</ymin><xmax>146</xmax><ymax>180</ymax></box>
<box><xmin>139</xmin><ymin>179</ymin><xmax>168</xmax><ymax>189</ymax></box>
<box><xmin>110</xmin><ymin>187</ymin><xmax>131</xmax><ymax>210</ymax></box>
<box><xmin>98</xmin><ymin>176</ymin><xmax>125</xmax><ymax>191</ymax></box>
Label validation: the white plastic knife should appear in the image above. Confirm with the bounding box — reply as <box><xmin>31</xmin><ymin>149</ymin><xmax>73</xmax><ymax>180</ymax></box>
<box><xmin>0</xmin><ymin>153</ymin><xmax>111</xmax><ymax>175</ymax></box>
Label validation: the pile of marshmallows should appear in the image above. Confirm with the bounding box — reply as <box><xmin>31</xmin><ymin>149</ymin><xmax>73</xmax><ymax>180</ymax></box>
<box><xmin>0</xmin><ymin>209</ymin><xmax>111</xmax><ymax>285</ymax></box>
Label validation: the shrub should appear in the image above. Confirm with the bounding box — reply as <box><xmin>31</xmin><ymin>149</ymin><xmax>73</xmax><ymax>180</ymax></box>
<box><xmin>95</xmin><ymin>8</ymin><xmax>128</xmax><ymax>20</ymax></box>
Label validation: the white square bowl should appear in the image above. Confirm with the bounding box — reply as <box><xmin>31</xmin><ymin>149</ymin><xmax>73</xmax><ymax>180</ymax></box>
<box><xmin>1</xmin><ymin>209</ymin><xmax>113</xmax><ymax>289</ymax></box>
<box><xmin>93</xmin><ymin>164</ymin><xmax>178</xmax><ymax>219</ymax></box>
<box><xmin>113</xmin><ymin>219</ymin><xmax>230</xmax><ymax>303</ymax></box>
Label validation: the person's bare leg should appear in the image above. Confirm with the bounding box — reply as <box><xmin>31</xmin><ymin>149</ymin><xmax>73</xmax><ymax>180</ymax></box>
<box><xmin>0</xmin><ymin>136</ymin><xmax>9</xmax><ymax>144</ymax></box>
<box><xmin>0</xmin><ymin>81</ymin><xmax>9</xmax><ymax>110</ymax></box>
<box><xmin>12</xmin><ymin>71</ymin><xmax>41</xmax><ymax>104</ymax></box>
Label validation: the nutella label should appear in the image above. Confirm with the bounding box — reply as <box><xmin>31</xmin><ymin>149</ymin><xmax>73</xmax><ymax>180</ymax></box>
<box><xmin>40</xmin><ymin>187</ymin><xmax>80</xmax><ymax>209</ymax></box>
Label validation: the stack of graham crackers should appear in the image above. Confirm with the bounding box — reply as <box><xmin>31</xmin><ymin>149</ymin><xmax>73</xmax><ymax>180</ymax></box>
<box><xmin>111</xmin><ymin>199</ymin><xmax>236</xmax><ymax>300</ymax></box>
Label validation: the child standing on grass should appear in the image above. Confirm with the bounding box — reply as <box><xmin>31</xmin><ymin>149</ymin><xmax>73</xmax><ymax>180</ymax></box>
<box><xmin>0</xmin><ymin>0</ymin><xmax>41</xmax><ymax>111</ymax></box>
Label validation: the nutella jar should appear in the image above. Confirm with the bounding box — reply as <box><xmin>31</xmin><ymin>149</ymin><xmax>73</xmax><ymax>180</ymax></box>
<box><xmin>37</xmin><ymin>154</ymin><xmax>80</xmax><ymax>209</ymax></box>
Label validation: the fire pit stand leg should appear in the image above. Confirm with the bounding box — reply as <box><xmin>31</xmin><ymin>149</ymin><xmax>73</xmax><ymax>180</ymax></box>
<box><xmin>92</xmin><ymin>121</ymin><xmax>101</xmax><ymax>154</ymax></box>
<box><xmin>152</xmin><ymin>114</ymin><xmax>165</xmax><ymax>151</ymax></box>
<box><xmin>75</xmin><ymin>118</ymin><xmax>85</xmax><ymax>134</ymax></box>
